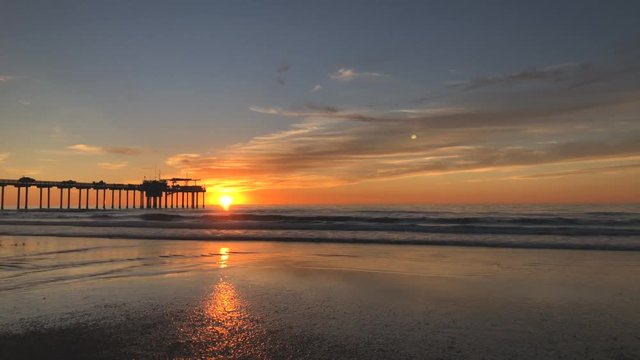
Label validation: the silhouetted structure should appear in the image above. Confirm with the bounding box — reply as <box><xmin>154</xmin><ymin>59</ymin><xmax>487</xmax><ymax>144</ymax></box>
<box><xmin>0</xmin><ymin>177</ymin><xmax>206</xmax><ymax>210</ymax></box>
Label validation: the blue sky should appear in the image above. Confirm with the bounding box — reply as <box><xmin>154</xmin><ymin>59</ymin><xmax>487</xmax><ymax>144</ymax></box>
<box><xmin>1</xmin><ymin>1</ymin><xmax>639</xmax><ymax>203</ymax></box>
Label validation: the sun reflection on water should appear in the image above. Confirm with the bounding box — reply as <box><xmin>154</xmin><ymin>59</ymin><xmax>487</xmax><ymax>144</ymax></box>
<box><xmin>207</xmin><ymin>280</ymin><xmax>245</xmax><ymax>336</ymax></box>
<box><xmin>219</xmin><ymin>247</ymin><xmax>230</xmax><ymax>268</ymax></box>
<box><xmin>179</xmin><ymin>278</ymin><xmax>268</xmax><ymax>358</ymax></box>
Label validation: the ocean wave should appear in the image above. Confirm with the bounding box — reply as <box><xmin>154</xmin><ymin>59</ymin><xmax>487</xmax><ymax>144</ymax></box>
<box><xmin>199</xmin><ymin>213</ymin><xmax>640</xmax><ymax>227</ymax></box>
<box><xmin>0</xmin><ymin>217</ymin><xmax>638</xmax><ymax>237</ymax></box>
<box><xmin>0</xmin><ymin>225</ymin><xmax>638</xmax><ymax>251</ymax></box>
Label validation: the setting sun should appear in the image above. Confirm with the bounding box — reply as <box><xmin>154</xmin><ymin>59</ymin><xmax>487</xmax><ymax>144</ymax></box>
<box><xmin>219</xmin><ymin>195</ymin><xmax>233</xmax><ymax>211</ymax></box>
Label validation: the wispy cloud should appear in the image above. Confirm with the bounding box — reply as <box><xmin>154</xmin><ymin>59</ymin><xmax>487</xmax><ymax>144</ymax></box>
<box><xmin>390</xmin><ymin>107</ymin><xmax>470</xmax><ymax>118</ymax></box>
<box><xmin>165</xmin><ymin>118</ymin><xmax>640</xmax><ymax>192</ymax></box>
<box><xmin>249</xmin><ymin>104</ymin><xmax>345</xmax><ymax>118</ymax></box>
<box><xmin>329</xmin><ymin>68</ymin><xmax>387</xmax><ymax>81</ymax></box>
<box><xmin>311</xmin><ymin>84</ymin><xmax>322</xmax><ymax>92</ymax></box>
<box><xmin>250</xmin><ymin>94</ymin><xmax>638</xmax><ymax>129</ymax></box>
<box><xmin>68</xmin><ymin>144</ymin><xmax>102</xmax><ymax>154</ymax></box>
<box><xmin>0</xmin><ymin>153</ymin><xmax>9</xmax><ymax>163</ymax></box>
<box><xmin>166</xmin><ymin>153</ymin><xmax>216</xmax><ymax>168</ymax></box>
<box><xmin>515</xmin><ymin>163</ymin><xmax>640</xmax><ymax>179</ymax></box>
<box><xmin>170</xmin><ymin>100</ymin><xmax>640</xmax><ymax>191</ymax></box>
<box><xmin>0</xmin><ymin>75</ymin><xmax>21</xmax><ymax>83</ymax></box>
<box><xmin>97</xmin><ymin>162</ymin><xmax>129</xmax><ymax>170</ymax></box>
<box><xmin>449</xmin><ymin>53</ymin><xmax>640</xmax><ymax>92</ymax></box>
<box><xmin>449</xmin><ymin>62</ymin><xmax>591</xmax><ymax>91</ymax></box>
<box><xmin>107</xmin><ymin>147</ymin><xmax>143</xmax><ymax>155</ymax></box>
<box><xmin>67</xmin><ymin>144</ymin><xmax>143</xmax><ymax>155</ymax></box>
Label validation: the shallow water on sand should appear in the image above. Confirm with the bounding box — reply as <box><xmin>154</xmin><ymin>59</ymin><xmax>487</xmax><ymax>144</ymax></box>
<box><xmin>1</xmin><ymin>236</ymin><xmax>639</xmax><ymax>359</ymax></box>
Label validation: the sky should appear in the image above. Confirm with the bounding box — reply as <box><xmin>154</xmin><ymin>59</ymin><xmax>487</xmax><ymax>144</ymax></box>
<box><xmin>1</xmin><ymin>0</ymin><xmax>639</xmax><ymax>204</ymax></box>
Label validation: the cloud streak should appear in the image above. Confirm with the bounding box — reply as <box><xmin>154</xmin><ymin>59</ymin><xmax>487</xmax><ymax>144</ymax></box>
<box><xmin>449</xmin><ymin>51</ymin><xmax>640</xmax><ymax>92</ymax></box>
<box><xmin>250</xmin><ymin>93</ymin><xmax>639</xmax><ymax>130</ymax></box>
<box><xmin>515</xmin><ymin>163</ymin><xmax>640</xmax><ymax>180</ymax></box>
<box><xmin>97</xmin><ymin>162</ymin><xmax>129</xmax><ymax>170</ymax></box>
<box><xmin>0</xmin><ymin>75</ymin><xmax>21</xmax><ymax>83</ymax></box>
<box><xmin>329</xmin><ymin>68</ymin><xmax>387</xmax><ymax>81</ymax></box>
<box><xmin>67</xmin><ymin>144</ymin><xmax>143</xmax><ymax>156</ymax></box>
<box><xmin>166</xmin><ymin>153</ymin><xmax>217</xmax><ymax>168</ymax></box>
<box><xmin>449</xmin><ymin>62</ymin><xmax>592</xmax><ymax>90</ymax></box>
<box><xmin>167</xmin><ymin>106</ymin><xmax>640</xmax><ymax>191</ymax></box>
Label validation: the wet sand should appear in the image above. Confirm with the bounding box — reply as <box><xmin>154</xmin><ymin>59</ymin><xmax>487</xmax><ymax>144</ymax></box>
<box><xmin>1</xmin><ymin>235</ymin><xmax>639</xmax><ymax>359</ymax></box>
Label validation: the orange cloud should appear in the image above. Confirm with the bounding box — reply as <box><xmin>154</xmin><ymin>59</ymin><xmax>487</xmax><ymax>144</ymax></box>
<box><xmin>67</xmin><ymin>144</ymin><xmax>143</xmax><ymax>155</ymax></box>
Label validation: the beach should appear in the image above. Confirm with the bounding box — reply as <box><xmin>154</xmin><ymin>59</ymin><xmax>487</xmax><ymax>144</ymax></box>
<box><xmin>1</xmin><ymin>234</ymin><xmax>639</xmax><ymax>359</ymax></box>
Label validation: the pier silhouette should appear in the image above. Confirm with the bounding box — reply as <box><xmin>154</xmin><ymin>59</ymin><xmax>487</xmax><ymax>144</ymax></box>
<box><xmin>0</xmin><ymin>177</ymin><xmax>206</xmax><ymax>210</ymax></box>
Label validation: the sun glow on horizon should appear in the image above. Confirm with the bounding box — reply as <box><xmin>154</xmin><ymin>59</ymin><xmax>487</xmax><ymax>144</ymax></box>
<box><xmin>219</xmin><ymin>195</ymin><xmax>233</xmax><ymax>211</ymax></box>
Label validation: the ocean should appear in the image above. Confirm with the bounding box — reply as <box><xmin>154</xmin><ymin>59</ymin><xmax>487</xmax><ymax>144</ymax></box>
<box><xmin>0</xmin><ymin>204</ymin><xmax>638</xmax><ymax>250</ymax></box>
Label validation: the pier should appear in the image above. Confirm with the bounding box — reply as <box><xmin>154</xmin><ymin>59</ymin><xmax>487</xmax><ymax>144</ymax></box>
<box><xmin>0</xmin><ymin>177</ymin><xmax>206</xmax><ymax>210</ymax></box>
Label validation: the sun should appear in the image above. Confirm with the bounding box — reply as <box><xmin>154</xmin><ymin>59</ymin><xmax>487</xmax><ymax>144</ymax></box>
<box><xmin>219</xmin><ymin>195</ymin><xmax>233</xmax><ymax>211</ymax></box>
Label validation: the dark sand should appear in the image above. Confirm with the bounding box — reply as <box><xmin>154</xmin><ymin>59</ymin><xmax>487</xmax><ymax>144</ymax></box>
<box><xmin>1</xmin><ymin>236</ymin><xmax>639</xmax><ymax>359</ymax></box>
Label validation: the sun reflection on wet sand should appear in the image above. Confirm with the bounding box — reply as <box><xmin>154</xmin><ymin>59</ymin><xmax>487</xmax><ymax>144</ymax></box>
<box><xmin>178</xmin><ymin>278</ymin><xmax>269</xmax><ymax>359</ymax></box>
